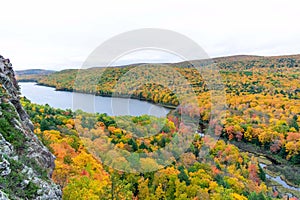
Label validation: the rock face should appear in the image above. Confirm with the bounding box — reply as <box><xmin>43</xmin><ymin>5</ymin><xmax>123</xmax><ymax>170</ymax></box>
<box><xmin>0</xmin><ymin>55</ymin><xmax>62</xmax><ymax>199</ymax></box>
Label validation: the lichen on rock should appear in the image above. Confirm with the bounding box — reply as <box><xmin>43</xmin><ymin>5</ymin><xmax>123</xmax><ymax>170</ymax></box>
<box><xmin>0</xmin><ymin>55</ymin><xmax>62</xmax><ymax>199</ymax></box>
<box><xmin>0</xmin><ymin>190</ymin><xmax>9</xmax><ymax>200</ymax></box>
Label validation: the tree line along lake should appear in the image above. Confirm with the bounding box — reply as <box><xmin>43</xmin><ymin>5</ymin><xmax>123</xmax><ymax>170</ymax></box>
<box><xmin>19</xmin><ymin>82</ymin><xmax>171</xmax><ymax>117</ymax></box>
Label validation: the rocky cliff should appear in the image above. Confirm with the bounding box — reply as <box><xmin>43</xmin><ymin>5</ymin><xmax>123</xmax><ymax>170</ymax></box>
<box><xmin>0</xmin><ymin>55</ymin><xmax>62</xmax><ymax>199</ymax></box>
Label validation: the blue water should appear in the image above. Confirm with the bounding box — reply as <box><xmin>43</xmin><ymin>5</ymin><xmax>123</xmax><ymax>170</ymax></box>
<box><xmin>19</xmin><ymin>82</ymin><xmax>170</xmax><ymax>117</ymax></box>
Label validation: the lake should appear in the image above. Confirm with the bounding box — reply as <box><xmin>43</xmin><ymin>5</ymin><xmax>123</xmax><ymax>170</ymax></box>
<box><xmin>19</xmin><ymin>82</ymin><xmax>171</xmax><ymax>117</ymax></box>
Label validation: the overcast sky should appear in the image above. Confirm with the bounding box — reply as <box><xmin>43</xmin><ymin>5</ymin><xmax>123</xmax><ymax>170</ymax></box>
<box><xmin>1</xmin><ymin>0</ymin><xmax>300</xmax><ymax>70</ymax></box>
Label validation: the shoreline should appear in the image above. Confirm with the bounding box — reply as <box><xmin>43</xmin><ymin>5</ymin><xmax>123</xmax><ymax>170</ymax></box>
<box><xmin>18</xmin><ymin>80</ymin><xmax>177</xmax><ymax>110</ymax></box>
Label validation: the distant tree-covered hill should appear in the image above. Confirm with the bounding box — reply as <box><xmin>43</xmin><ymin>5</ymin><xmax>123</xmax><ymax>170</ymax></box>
<box><xmin>16</xmin><ymin>69</ymin><xmax>55</xmax><ymax>82</ymax></box>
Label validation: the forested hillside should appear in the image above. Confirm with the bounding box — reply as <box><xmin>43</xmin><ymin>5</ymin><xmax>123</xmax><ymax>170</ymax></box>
<box><xmin>16</xmin><ymin>54</ymin><xmax>300</xmax><ymax>199</ymax></box>
<box><xmin>17</xmin><ymin>55</ymin><xmax>300</xmax><ymax>163</ymax></box>
<box><xmin>21</xmin><ymin>97</ymin><xmax>278</xmax><ymax>199</ymax></box>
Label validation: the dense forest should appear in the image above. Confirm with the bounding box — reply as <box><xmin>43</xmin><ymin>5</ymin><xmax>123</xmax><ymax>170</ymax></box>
<box><xmin>17</xmin><ymin>55</ymin><xmax>300</xmax><ymax>163</ymax></box>
<box><xmin>17</xmin><ymin>54</ymin><xmax>300</xmax><ymax>199</ymax></box>
<box><xmin>21</xmin><ymin>98</ymin><xmax>277</xmax><ymax>199</ymax></box>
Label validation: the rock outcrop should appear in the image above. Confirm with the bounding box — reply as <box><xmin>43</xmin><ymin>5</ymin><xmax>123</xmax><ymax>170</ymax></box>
<box><xmin>0</xmin><ymin>55</ymin><xmax>62</xmax><ymax>199</ymax></box>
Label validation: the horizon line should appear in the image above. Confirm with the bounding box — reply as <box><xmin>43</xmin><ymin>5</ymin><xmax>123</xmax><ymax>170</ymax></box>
<box><xmin>15</xmin><ymin>52</ymin><xmax>300</xmax><ymax>71</ymax></box>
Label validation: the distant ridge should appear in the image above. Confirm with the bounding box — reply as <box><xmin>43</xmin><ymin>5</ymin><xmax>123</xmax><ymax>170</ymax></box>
<box><xmin>89</xmin><ymin>54</ymin><xmax>300</xmax><ymax>68</ymax></box>
<box><xmin>16</xmin><ymin>53</ymin><xmax>300</xmax><ymax>71</ymax></box>
<box><xmin>16</xmin><ymin>69</ymin><xmax>55</xmax><ymax>76</ymax></box>
<box><xmin>211</xmin><ymin>54</ymin><xmax>300</xmax><ymax>62</ymax></box>
<box><xmin>211</xmin><ymin>55</ymin><xmax>263</xmax><ymax>62</ymax></box>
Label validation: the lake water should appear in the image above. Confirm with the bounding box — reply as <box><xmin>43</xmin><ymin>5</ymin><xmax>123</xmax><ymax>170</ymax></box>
<box><xmin>19</xmin><ymin>82</ymin><xmax>170</xmax><ymax>117</ymax></box>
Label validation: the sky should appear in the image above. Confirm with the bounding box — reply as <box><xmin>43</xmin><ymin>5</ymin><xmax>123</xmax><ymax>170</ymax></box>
<box><xmin>1</xmin><ymin>0</ymin><xmax>300</xmax><ymax>70</ymax></box>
